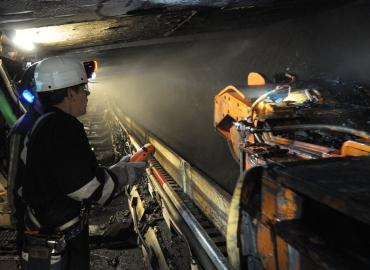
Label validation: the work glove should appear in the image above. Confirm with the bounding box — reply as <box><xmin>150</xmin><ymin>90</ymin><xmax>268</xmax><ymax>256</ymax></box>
<box><xmin>109</xmin><ymin>155</ymin><xmax>148</xmax><ymax>186</ymax></box>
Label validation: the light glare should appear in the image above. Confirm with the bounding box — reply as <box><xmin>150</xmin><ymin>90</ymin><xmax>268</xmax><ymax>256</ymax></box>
<box><xmin>12</xmin><ymin>27</ymin><xmax>68</xmax><ymax>51</ymax></box>
<box><xmin>13</xmin><ymin>30</ymin><xmax>35</xmax><ymax>51</ymax></box>
<box><xmin>21</xmin><ymin>89</ymin><xmax>35</xmax><ymax>103</ymax></box>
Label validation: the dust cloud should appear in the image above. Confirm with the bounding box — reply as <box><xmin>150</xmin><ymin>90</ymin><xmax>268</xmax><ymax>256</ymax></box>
<box><xmin>87</xmin><ymin>1</ymin><xmax>370</xmax><ymax>192</ymax></box>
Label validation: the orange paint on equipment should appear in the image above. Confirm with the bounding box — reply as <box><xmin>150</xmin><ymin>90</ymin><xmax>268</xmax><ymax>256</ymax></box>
<box><xmin>247</xmin><ymin>72</ymin><xmax>266</xmax><ymax>86</ymax></box>
<box><xmin>93</xmin><ymin>60</ymin><xmax>98</xmax><ymax>72</ymax></box>
<box><xmin>214</xmin><ymin>85</ymin><xmax>250</xmax><ymax>139</ymax></box>
<box><xmin>151</xmin><ymin>166</ymin><xmax>167</xmax><ymax>186</ymax></box>
<box><xmin>270</xmin><ymin>136</ymin><xmax>341</xmax><ymax>158</ymax></box>
<box><xmin>130</xmin><ymin>143</ymin><xmax>155</xmax><ymax>162</ymax></box>
<box><xmin>341</xmin><ymin>140</ymin><xmax>370</xmax><ymax>157</ymax></box>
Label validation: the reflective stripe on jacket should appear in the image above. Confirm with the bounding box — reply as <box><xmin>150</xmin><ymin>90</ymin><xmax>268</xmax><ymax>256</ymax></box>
<box><xmin>23</xmin><ymin>106</ymin><xmax>117</xmax><ymax>229</ymax></box>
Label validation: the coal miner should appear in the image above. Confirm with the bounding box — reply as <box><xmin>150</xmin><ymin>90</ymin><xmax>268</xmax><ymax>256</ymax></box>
<box><xmin>20</xmin><ymin>56</ymin><xmax>146</xmax><ymax>270</ymax></box>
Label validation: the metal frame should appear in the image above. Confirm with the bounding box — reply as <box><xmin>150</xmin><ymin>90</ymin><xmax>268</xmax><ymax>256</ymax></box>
<box><xmin>110</xmin><ymin>105</ymin><xmax>232</xmax><ymax>270</ymax></box>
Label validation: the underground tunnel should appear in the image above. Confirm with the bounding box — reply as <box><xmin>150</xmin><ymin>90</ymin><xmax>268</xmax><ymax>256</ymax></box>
<box><xmin>0</xmin><ymin>1</ymin><xmax>369</xmax><ymax>269</ymax></box>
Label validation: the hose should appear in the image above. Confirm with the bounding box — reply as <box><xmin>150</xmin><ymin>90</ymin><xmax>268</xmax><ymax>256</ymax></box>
<box><xmin>249</xmin><ymin>73</ymin><xmax>296</xmax><ymax>127</ymax></box>
<box><xmin>249</xmin><ymin>85</ymin><xmax>290</xmax><ymax>126</ymax></box>
<box><xmin>253</xmin><ymin>124</ymin><xmax>370</xmax><ymax>141</ymax></box>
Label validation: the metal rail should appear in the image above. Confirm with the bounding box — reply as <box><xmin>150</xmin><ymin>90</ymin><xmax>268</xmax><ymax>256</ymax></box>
<box><xmin>111</xmin><ymin>106</ymin><xmax>232</xmax><ymax>236</ymax></box>
<box><xmin>258</xmin><ymin>124</ymin><xmax>370</xmax><ymax>141</ymax></box>
<box><xmin>149</xmin><ymin>158</ymin><xmax>231</xmax><ymax>270</ymax></box>
<box><xmin>146</xmin><ymin>169</ymin><xmax>222</xmax><ymax>270</ymax></box>
<box><xmin>109</xmin><ymin>105</ymin><xmax>232</xmax><ymax>270</ymax></box>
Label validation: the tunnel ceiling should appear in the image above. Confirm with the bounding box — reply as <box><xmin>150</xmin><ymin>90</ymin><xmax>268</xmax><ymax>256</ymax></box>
<box><xmin>0</xmin><ymin>0</ymin><xmax>353</xmax><ymax>55</ymax></box>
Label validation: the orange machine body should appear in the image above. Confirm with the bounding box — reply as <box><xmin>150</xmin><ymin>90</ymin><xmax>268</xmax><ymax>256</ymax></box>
<box><xmin>215</xmin><ymin>73</ymin><xmax>370</xmax><ymax>270</ymax></box>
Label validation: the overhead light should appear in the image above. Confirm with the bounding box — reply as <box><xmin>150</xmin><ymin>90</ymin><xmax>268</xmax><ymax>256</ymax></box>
<box><xmin>12</xmin><ymin>29</ymin><xmax>35</xmax><ymax>51</ymax></box>
<box><xmin>12</xmin><ymin>27</ymin><xmax>68</xmax><ymax>51</ymax></box>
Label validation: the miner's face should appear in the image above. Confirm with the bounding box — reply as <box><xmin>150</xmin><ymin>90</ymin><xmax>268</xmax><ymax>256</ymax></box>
<box><xmin>69</xmin><ymin>84</ymin><xmax>89</xmax><ymax>117</ymax></box>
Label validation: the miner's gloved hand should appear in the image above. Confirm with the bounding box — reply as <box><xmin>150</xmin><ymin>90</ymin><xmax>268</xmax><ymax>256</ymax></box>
<box><xmin>109</xmin><ymin>155</ymin><xmax>148</xmax><ymax>186</ymax></box>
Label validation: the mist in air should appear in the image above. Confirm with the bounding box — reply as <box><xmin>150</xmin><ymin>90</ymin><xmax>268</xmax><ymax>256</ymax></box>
<box><xmin>88</xmin><ymin>2</ymin><xmax>370</xmax><ymax>192</ymax></box>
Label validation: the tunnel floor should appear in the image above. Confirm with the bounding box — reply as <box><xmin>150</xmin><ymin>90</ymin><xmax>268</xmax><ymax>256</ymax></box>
<box><xmin>88</xmin><ymin>195</ymin><xmax>144</xmax><ymax>270</ymax></box>
<box><xmin>0</xmin><ymin>196</ymin><xmax>145</xmax><ymax>270</ymax></box>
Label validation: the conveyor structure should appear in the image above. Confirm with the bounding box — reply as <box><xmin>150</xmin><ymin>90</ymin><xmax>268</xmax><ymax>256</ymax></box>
<box><xmin>108</xmin><ymin>101</ymin><xmax>232</xmax><ymax>270</ymax></box>
<box><xmin>1</xmin><ymin>56</ymin><xmax>370</xmax><ymax>270</ymax></box>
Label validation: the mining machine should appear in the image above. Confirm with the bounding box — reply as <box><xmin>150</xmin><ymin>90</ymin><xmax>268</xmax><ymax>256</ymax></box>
<box><xmin>214</xmin><ymin>72</ymin><xmax>370</xmax><ymax>270</ymax></box>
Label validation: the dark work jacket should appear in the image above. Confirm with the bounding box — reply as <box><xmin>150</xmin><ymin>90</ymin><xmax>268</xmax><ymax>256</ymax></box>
<box><xmin>23</xmin><ymin>106</ymin><xmax>117</xmax><ymax>230</ymax></box>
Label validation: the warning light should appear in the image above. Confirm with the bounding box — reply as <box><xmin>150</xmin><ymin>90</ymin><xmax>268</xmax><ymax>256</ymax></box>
<box><xmin>83</xmin><ymin>60</ymin><xmax>98</xmax><ymax>79</ymax></box>
<box><xmin>21</xmin><ymin>89</ymin><xmax>35</xmax><ymax>104</ymax></box>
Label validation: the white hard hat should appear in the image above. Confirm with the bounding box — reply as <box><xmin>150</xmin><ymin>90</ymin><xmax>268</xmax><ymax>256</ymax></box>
<box><xmin>34</xmin><ymin>56</ymin><xmax>88</xmax><ymax>93</ymax></box>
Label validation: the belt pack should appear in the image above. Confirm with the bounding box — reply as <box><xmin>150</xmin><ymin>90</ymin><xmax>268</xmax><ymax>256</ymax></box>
<box><xmin>25</xmin><ymin>206</ymin><xmax>83</xmax><ymax>240</ymax></box>
<box><xmin>22</xmin><ymin>232</ymin><xmax>66</xmax><ymax>270</ymax></box>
